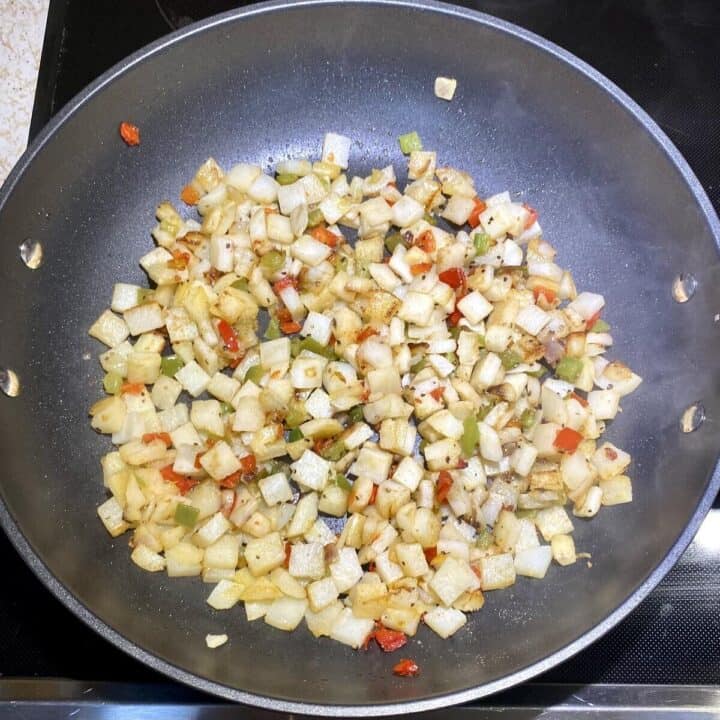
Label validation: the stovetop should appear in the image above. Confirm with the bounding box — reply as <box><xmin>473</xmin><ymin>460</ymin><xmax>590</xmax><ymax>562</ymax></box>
<box><xmin>7</xmin><ymin>0</ymin><xmax>720</xmax><ymax>713</ymax></box>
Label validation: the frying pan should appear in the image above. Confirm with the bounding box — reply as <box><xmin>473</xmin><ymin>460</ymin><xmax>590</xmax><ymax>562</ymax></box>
<box><xmin>1</xmin><ymin>0</ymin><xmax>719</xmax><ymax>715</ymax></box>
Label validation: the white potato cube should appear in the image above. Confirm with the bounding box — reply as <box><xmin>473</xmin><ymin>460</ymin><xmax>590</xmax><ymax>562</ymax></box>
<box><xmin>441</xmin><ymin>195</ymin><xmax>475</xmax><ymax>225</ymax></box>
<box><xmin>307</xmin><ymin>577</ymin><xmax>340</xmax><ymax>612</ymax></box>
<box><xmin>322</xmin><ymin>132</ymin><xmax>351</xmax><ymax>169</ymax></box>
<box><xmin>111</xmin><ymin>283</ymin><xmax>142</xmax><ymax>313</ymax></box>
<box><xmin>393</xmin><ymin>457</ymin><xmax>424</xmax><ymax>492</ymax></box>
<box><xmin>599</xmin><ymin>475</ymin><xmax>632</xmax><ymax>505</ymax></box>
<box><xmin>349</xmin><ymin>445</ymin><xmax>393</xmax><ymax>484</ymax></box>
<box><xmin>457</xmin><ymin>291</ymin><xmax>493</xmax><ymax>324</ymax></box>
<box><xmin>207</xmin><ymin>372</ymin><xmax>240</xmax><ymax>403</ymax></box>
<box><xmin>551</xmin><ymin>534</ymin><xmax>577</xmax><ymax>566</ymax></box>
<box><xmin>329</xmin><ymin>608</ymin><xmax>375</xmax><ymax>649</ymax></box>
<box><xmin>587</xmin><ymin>390</ymin><xmax>620</xmax><ymax>420</ymax></box>
<box><xmin>305</xmin><ymin>600</ymin><xmax>344</xmax><ymax>638</ymax></box>
<box><xmin>176</xmin><ymin>361</ymin><xmax>211</xmax><ymax>397</ymax></box>
<box><xmin>190</xmin><ymin>399</ymin><xmax>224</xmax><ymax>437</ymax></box>
<box><xmin>97</xmin><ymin>497</ymin><xmax>129</xmax><ymax>537</ymax></box>
<box><xmin>206</xmin><ymin>579</ymin><xmax>243</xmax><ymax>610</ymax></box>
<box><xmin>277</xmin><ymin>181</ymin><xmax>307</xmax><ymax>216</ymax></box>
<box><xmin>258</xmin><ymin>472</ymin><xmax>293</xmax><ymax>506</ymax></box>
<box><xmin>245</xmin><ymin>532</ymin><xmax>286</xmax><ymax>576</ymax></box>
<box><xmin>591</xmin><ymin>442</ymin><xmax>631</xmax><ymax>480</ymax></box>
<box><xmin>434</xmin><ymin>76</ymin><xmax>457</xmax><ymax>100</ymax></box>
<box><xmin>330</xmin><ymin>548</ymin><xmax>364</xmax><ymax>593</ymax></box>
<box><xmin>151</xmin><ymin>376</ymin><xmax>182</xmax><ymax>411</ymax></box>
<box><xmin>289</xmin><ymin>542</ymin><xmax>325</xmax><ymax>580</ymax></box>
<box><xmin>535</xmin><ymin>506</ymin><xmax>574</xmax><ymax>541</ymax></box>
<box><xmin>291</xmin><ymin>450</ymin><xmax>331</xmax><ymax>492</ymax></box>
<box><xmin>89</xmin><ymin>309</ymin><xmax>130</xmax><ymax>347</ymax></box>
<box><xmin>301</xmin><ymin>311</ymin><xmax>333</xmax><ymax>345</ymax></box>
<box><xmin>391</xmin><ymin>195</ymin><xmax>424</xmax><ymax>227</ymax></box>
<box><xmin>124</xmin><ymin>302</ymin><xmax>164</xmax><ymax>336</ymax></box>
<box><xmin>514</xmin><ymin>545</ymin><xmax>553</xmax><ymax>579</ymax></box>
<box><xmin>205</xmin><ymin>633</ymin><xmax>229</xmax><ymax>649</ymax></box>
<box><xmin>429</xmin><ymin>556</ymin><xmax>477</xmax><ymax>606</ymax></box>
<box><xmin>305</xmin><ymin>389</ymin><xmax>334</xmax><ymax>419</ymax></box>
<box><xmin>199</xmin><ymin>441</ymin><xmax>241</xmax><ymax>481</ymax></box>
<box><xmin>479</xmin><ymin>553</ymin><xmax>516</xmax><ymax>590</ymax></box>
<box><xmin>398</xmin><ymin>292</ymin><xmax>435</xmax><ymax>327</ymax></box>
<box><xmin>395</xmin><ymin>543</ymin><xmax>429</xmax><ymax>578</ymax></box>
<box><xmin>292</xmin><ymin>235</ymin><xmax>333</xmax><ymax>266</ymax></box>
<box><xmin>260</xmin><ymin>337</ymin><xmax>291</xmax><ymax>368</ymax></box>
<box><xmin>247</xmin><ymin>173</ymin><xmax>279</xmax><ymax>204</ymax></box>
<box><xmin>424</xmin><ymin>606</ymin><xmax>467</xmax><ymax>638</ymax></box>
<box><xmin>264</xmin><ymin>597</ymin><xmax>309</xmax><ymax>631</ymax></box>
<box><xmin>232</xmin><ymin>396</ymin><xmax>265</xmax><ymax>432</ymax></box>
<box><xmin>267</xmin><ymin>213</ymin><xmax>294</xmax><ymax>244</ymax></box>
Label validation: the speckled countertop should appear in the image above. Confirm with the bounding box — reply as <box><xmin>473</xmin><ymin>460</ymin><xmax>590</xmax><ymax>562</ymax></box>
<box><xmin>0</xmin><ymin>0</ymin><xmax>49</xmax><ymax>186</ymax></box>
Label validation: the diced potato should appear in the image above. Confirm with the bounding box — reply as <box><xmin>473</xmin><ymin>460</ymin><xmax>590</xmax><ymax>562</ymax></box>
<box><xmin>330</xmin><ymin>548</ymin><xmax>364</xmax><ymax>593</ymax></box>
<box><xmin>318</xmin><ymin>484</ymin><xmax>348</xmax><ymax>517</ymax></box>
<box><xmin>264</xmin><ymin>597</ymin><xmax>309</xmax><ymax>632</ymax></box>
<box><xmin>124</xmin><ymin>302</ymin><xmax>165</xmax><ymax>336</ymax></box>
<box><xmin>429</xmin><ymin>556</ymin><xmax>477</xmax><ymax>606</ymax></box>
<box><xmin>89</xmin><ymin>309</ymin><xmax>130</xmax><ymax>347</ymax></box>
<box><xmin>291</xmin><ymin>450</ymin><xmax>331</xmax><ymax>492</ymax></box>
<box><xmin>381</xmin><ymin>606</ymin><xmax>422</xmax><ymax>636</ymax></box>
<box><xmin>166</xmin><ymin>542</ymin><xmax>204</xmax><ymax>577</ymax></box>
<box><xmin>479</xmin><ymin>553</ymin><xmax>516</xmax><ymax>590</ymax></box>
<box><xmin>289</xmin><ymin>542</ymin><xmax>325</xmax><ymax>580</ymax></box>
<box><xmin>191</xmin><ymin>399</ymin><xmax>224</xmax><ymax>437</ymax></box>
<box><xmin>259</xmin><ymin>472</ymin><xmax>293</xmax><ymax>506</ymax></box>
<box><xmin>97</xmin><ymin>497</ymin><xmax>129</xmax><ymax>537</ymax></box>
<box><xmin>199</xmin><ymin>441</ymin><xmax>241</xmax><ymax>481</ymax></box>
<box><xmin>305</xmin><ymin>600</ymin><xmax>344</xmax><ymax>638</ymax></box>
<box><xmin>599</xmin><ymin>475</ymin><xmax>633</xmax><ymax>506</ymax></box>
<box><xmin>395</xmin><ymin>543</ymin><xmax>430</xmax><ymax>578</ymax></box>
<box><xmin>204</xmin><ymin>534</ymin><xmax>240</xmax><ymax>569</ymax></box>
<box><xmin>329</xmin><ymin>608</ymin><xmax>375</xmax><ymax>649</ymax></box>
<box><xmin>175</xmin><ymin>361</ymin><xmax>211</xmax><ymax>397</ymax></box>
<box><xmin>151</xmin><ymin>376</ymin><xmax>182</xmax><ymax>411</ymax></box>
<box><xmin>205</xmin><ymin>633</ymin><xmax>229</xmax><ymax>648</ymax></box>
<box><xmin>591</xmin><ymin>442</ymin><xmax>631</xmax><ymax>480</ymax></box>
<box><xmin>193</xmin><ymin>512</ymin><xmax>231</xmax><ymax>548</ymax></box>
<box><xmin>206</xmin><ymin>578</ymin><xmax>244</xmax><ymax>609</ymax></box>
<box><xmin>90</xmin><ymin>396</ymin><xmax>127</xmax><ymax>434</ymax></box>
<box><xmin>286</xmin><ymin>492</ymin><xmax>319</xmax><ymax>537</ymax></box>
<box><xmin>245</xmin><ymin>532</ymin><xmax>286</xmax><ymax>577</ymax></box>
<box><xmin>424</xmin><ymin>606</ymin><xmax>467</xmax><ymax>638</ymax></box>
<box><xmin>307</xmin><ymin>577</ymin><xmax>340</xmax><ymax>612</ymax></box>
<box><xmin>535</xmin><ymin>506</ymin><xmax>574</xmax><ymax>541</ymax></box>
<box><xmin>514</xmin><ymin>545</ymin><xmax>553</xmax><ymax>579</ymax></box>
<box><xmin>551</xmin><ymin>534</ymin><xmax>577</xmax><ymax>566</ymax></box>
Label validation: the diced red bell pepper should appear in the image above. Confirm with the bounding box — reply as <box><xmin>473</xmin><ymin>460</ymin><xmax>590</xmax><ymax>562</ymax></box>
<box><xmin>310</xmin><ymin>226</ymin><xmax>341</xmax><ymax>247</ymax></box>
<box><xmin>142</xmin><ymin>432</ymin><xmax>172</xmax><ymax>448</ymax></box>
<box><xmin>414</xmin><ymin>230</ymin><xmax>436</xmax><ymax>253</ymax></box>
<box><xmin>280</xmin><ymin>321</ymin><xmax>302</xmax><ymax>335</ymax></box>
<box><xmin>217</xmin><ymin>319</ymin><xmax>240</xmax><ymax>353</ymax></box>
<box><xmin>167</xmin><ymin>248</ymin><xmax>191</xmax><ymax>270</ymax></box>
<box><xmin>240</xmin><ymin>454</ymin><xmax>257</xmax><ymax>474</ymax></box>
<box><xmin>160</xmin><ymin>465</ymin><xmax>198</xmax><ymax>495</ymax></box>
<box><xmin>436</xmin><ymin>470</ymin><xmax>453</xmax><ymax>504</ymax></box>
<box><xmin>429</xmin><ymin>387</ymin><xmax>444</xmax><ymax>401</ymax></box>
<box><xmin>273</xmin><ymin>276</ymin><xmax>298</xmax><ymax>294</ymax></box>
<box><xmin>438</xmin><ymin>267</ymin><xmax>466</xmax><ymax>289</ymax></box>
<box><xmin>585</xmin><ymin>310</ymin><xmax>602</xmax><ymax>330</ymax></box>
<box><xmin>120</xmin><ymin>382</ymin><xmax>145</xmax><ymax>395</ymax></box>
<box><xmin>283</xmin><ymin>541</ymin><xmax>292</xmax><ymax>569</ymax></box>
<box><xmin>393</xmin><ymin>659</ymin><xmax>420</xmax><ymax>677</ymax></box>
<box><xmin>357</xmin><ymin>327</ymin><xmax>379</xmax><ymax>342</ymax></box>
<box><xmin>368</xmin><ymin>484</ymin><xmax>379</xmax><ymax>505</ymax></box>
<box><xmin>533</xmin><ymin>286</ymin><xmax>557</xmax><ymax>304</ymax></box>
<box><xmin>467</xmin><ymin>198</ymin><xmax>487</xmax><ymax>229</ymax></box>
<box><xmin>553</xmin><ymin>427</ymin><xmax>583</xmax><ymax>453</ymax></box>
<box><xmin>119</xmin><ymin>121</ymin><xmax>140</xmax><ymax>146</ymax></box>
<box><xmin>373</xmin><ymin>626</ymin><xmax>408</xmax><ymax>653</ymax></box>
<box><xmin>569</xmin><ymin>392</ymin><xmax>589</xmax><ymax>408</ymax></box>
<box><xmin>180</xmin><ymin>184</ymin><xmax>199</xmax><ymax>205</ymax></box>
<box><xmin>410</xmin><ymin>262</ymin><xmax>432</xmax><ymax>276</ymax></box>
<box><xmin>523</xmin><ymin>203</ymin><xmax>538</xmax><ymax>229</ymax></box>
<box><xmin>423</xmin><ymin>546</ymin><xmax>438</xmax><ymax>563</ymax></box>
<box><xmin>447</xmin><ymin>309</ymin><xmax>462</xmax><ymax>327</ymax></box>
<box><xmin>219</xmin><ymin>471</ymin><xmax>242</xmax><ymax>489</ymax></box>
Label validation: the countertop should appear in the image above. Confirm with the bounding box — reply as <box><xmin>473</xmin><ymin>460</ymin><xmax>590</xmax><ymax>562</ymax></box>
<box><xmin>0</xmin><ymin>0</ymin><xmax>49</xmax><ymax>185</ymax></box>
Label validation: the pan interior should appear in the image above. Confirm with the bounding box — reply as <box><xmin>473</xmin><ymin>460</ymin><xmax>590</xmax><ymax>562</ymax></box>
<box><xmin>0</xmin><ymin>1</ymin><xmax>718</xmax><ymax>713</ymax></box>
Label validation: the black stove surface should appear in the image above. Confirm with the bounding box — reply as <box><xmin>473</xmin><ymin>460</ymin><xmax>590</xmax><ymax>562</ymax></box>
<box><xmin>13</xmin><ymin>0</ymin><xmax>720</xmax><ymax>696</ymax></box>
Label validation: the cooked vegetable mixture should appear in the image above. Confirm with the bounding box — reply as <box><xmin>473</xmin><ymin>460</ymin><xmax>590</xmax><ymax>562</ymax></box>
<box><xmin>90</xmin><ymin>133</ymin><xmax>642</xmax><ymax>650</ymax></box>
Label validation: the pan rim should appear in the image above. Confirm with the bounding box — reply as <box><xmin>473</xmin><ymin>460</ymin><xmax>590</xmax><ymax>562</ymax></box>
<box><xmin>1</xmin><ymin>0</ymin><xmax>719</xmax><ymax>714</ymax></box>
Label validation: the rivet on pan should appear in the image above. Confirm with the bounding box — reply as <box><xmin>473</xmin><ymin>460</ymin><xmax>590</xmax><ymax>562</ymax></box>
<box><xmin>672</xmin><ymin>273</ymin><xmax>697</xmax><ymax>303</ymax></box>
<box><xmin>19</xmin><ymin>239</ymin><xmax>43</xmax><ymax>269</ymax></box>
<box><xmin>0</xmin><ymin>368</ymin><xmax>20</xmax><ymax>397</ymax></box>
<box><xmin>680</xmin><ymin>402</ymin><xmax>705</xmax><ymax>433</ymax></box>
